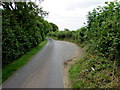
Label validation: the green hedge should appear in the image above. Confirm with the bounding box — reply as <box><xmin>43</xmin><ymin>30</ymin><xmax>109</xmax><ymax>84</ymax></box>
<box><xmin>48</xmin><ymin>1</ymin><xmax>120</xmax><ymax>66</ymax></box>
<box><xmin>2</xmin><ymin>2</ymin><xmax>58</xmax><ymax>65</ymax></box>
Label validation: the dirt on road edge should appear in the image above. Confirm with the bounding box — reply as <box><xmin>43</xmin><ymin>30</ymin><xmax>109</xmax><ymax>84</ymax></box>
<box><xmin>63</xmin><ymin>57</ymin><xmax>77</xmax><ymax>88</ymax></box>
<box><xmin>63</xmin><ymin>44</ymin><xmax>85</xmax><ymax>88</ymax></box>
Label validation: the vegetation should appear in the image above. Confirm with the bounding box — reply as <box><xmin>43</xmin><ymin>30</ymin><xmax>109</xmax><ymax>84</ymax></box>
<box><xmin>2</xmin><ymin>0</ymin><xmax>120</xmax><ymax>88</ymax></box>
<box><xmin>69</xmin><ymin>54</ymin><xmax>118</xmax><ymax>88</ymax></box>
<box><xmin>2</xmin><ymin>40</ymin><xmax>47</xmax><ymax>83</ymax></box>
<box><xmin>2</xmin><ymin>1</ymin><xmax>59</xmax><ymax>83</ymax></box>
<box><xmin>48</xmin><ymin>1</ymin><xmax>120</xmax><ymax>88</ymax></box>
<box><xmin>2</xmin><ymin>2</ymin><xmax>58</xmax><ymax>66</ymax></box>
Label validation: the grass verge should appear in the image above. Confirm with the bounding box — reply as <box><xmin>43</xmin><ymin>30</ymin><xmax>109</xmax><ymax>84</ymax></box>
<box><xmin>47</xmin><ymin>36</ymin><xmax>119</xmax><ymax>88</ymax></box>
<box><xmin>2</xmin><ymin>40</ymin><xmax>47</xmax><ymax>83</ymax></box>
<box><xmin>69</xmin><ymin>53</ymin><xmax>119</xmax><ymax>88</ymax></box>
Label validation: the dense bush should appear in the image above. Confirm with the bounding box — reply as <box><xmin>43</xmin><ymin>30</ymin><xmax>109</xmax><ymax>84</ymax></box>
<box><xmin>2</xmin><ymin>2</ymin><xmax>58</xmax><ymax>65</ymax></box>
<box><xmin>86</xmin><ymin>1</ymin><xmax>120</xmax><ymax>65</ymax></box>
<box><xmin>48</xmin><ymin>1</ymin><xmax>120</xmax><ymax>66</ymax></box>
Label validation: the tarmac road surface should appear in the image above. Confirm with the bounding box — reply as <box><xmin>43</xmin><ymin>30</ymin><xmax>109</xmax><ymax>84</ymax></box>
<box><xmin>3</xmin><ymin>38</ymin><xmax>81</xmax><ymax>88</ymax></box>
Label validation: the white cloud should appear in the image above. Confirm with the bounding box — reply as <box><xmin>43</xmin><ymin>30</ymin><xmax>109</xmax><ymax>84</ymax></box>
<box><xmin>41</xmin><ymin>0</ymin><xmax>119</xmax><ymax>30</ymax></box>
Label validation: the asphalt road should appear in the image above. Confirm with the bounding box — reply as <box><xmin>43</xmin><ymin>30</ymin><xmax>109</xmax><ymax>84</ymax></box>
<box><xmin>3</xmin><ymin>38</ymin><xmax>81</xmax><ymax>88</ymax></box>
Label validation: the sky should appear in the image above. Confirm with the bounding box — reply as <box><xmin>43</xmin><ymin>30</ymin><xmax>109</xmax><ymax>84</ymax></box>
<box><xmin>1</xmin><ymin>0</ymin><xmax>118</xmax><ymax>30</ymax></box>
<box><xmin>40</xmin><ymin>0</ymin><xmax>117</xmax><ymax>30</ymax></box>
<box><xmin>0</xmin><ymin>0</ymin><xmax>119</xmax><ymax>30</ymax></box>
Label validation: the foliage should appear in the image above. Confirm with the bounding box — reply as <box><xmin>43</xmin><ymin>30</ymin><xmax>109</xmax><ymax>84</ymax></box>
<box><xmin>2</xmin><ymin>40</ymin><xmax>47</xmax><ymax>83</ymax></box>
<box><xmin>2</xmin><ymin>2</ymin><xmax>58</xmax><ymax>65</ymax></box>
<box><xmin>69</xmin><ymin>54</ymin><xmax>118</xmax><ymax>88</ymax></box>
<box><xmin>48</xmin><ymin>1</ymin><xmax>120</xmax><ymax>66</ymax></box>
<box><xmin>50</xmin><ymin>22</ymin><xmax>59</xmax><ymax>32</ymax></box>
<box><xmin>48</xmin><ymin>1</ymin><xmax>120</xmax><ymax>88</ymax></box>
<box><xmin>86</xmin><ymin>1</ymin><xmax>120</xmax><ymax>66</ymax></box>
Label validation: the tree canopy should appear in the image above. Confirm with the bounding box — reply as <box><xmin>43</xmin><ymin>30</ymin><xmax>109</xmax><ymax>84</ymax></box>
<box><xmin>2</xmin><ymin>1</ymin><xmax>58</xmax><ymax>65</ymax></box>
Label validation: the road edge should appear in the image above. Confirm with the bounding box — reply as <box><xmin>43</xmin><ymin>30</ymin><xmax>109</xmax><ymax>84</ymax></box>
<box><xmin>2</xmin><ymin>40</ymin><xmax>47</xmax><ymax>83</ymax></box>
<box><xmin>63</xmin><ymin>43</ymin><xmax>85</xmax><ymax>88</ymax></box>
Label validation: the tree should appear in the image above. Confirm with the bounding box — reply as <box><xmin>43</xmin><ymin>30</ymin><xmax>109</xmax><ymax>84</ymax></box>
<box><xmin>50</xmin><ymin>23</ymin><xmax>59</xmax><ymax>32</ymax></box>
<box><xmin>2</xmin><ymin>1</ymin><xmax>49</xmax><ymax>65</ymax></box>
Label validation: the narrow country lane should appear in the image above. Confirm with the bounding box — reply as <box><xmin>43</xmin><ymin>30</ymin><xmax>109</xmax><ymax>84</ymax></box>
<box><xmin>3</xmin><ymin>38</ymin><xmax>81</xmax><ymax>88</ymax></box>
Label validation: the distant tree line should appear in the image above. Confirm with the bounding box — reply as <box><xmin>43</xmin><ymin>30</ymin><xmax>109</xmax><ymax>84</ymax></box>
<box><xmin>2</xmin><ymin>1</ymin><xmax>58</xmax><ymax>65</ymax></box>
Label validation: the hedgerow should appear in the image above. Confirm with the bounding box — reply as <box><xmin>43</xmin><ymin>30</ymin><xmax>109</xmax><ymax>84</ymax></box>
<box><xmin>2</xmin><ymin>2</ymin><xmax>58</xmax><ymax>65</ymax></box>
<box><xmin>48</xmin><ymin>1</ymin><xmax>120</xmax><ymax>66</ymax></box>
<box><xmin>47</xmin><ymin>1</ymin><xmax>120</xmax><ymax>88</ymax></box>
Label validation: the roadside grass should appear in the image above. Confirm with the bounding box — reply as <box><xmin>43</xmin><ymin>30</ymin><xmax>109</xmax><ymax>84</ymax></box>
<box><xmin>2</xmin><ymin>40</ymin><xmax>47</xmax><ymax>83</ymax></box>
<box><xmin>47</xmin><ymin>37</ymin><xmax>119</xmax><ymax>88</ymax></box>
<box><xmin>69</xmin><ymin>53</ymin><xmax>118</xmax><ymax>88</ymax></box>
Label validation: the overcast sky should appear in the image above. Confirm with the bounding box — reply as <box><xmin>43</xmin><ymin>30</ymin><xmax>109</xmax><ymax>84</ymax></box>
<box><xmin>41</xmin><ymin>0</ymin><xmax>116</xmax><ymax>30</ymax></box>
